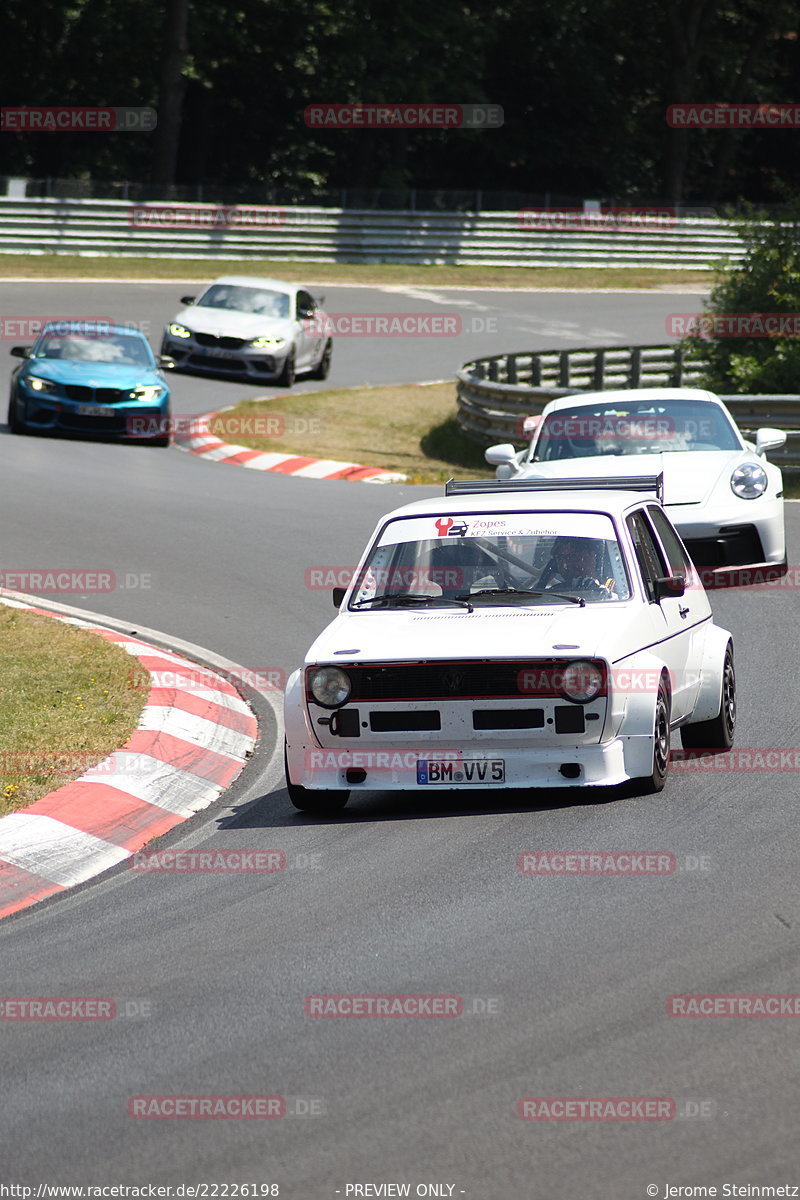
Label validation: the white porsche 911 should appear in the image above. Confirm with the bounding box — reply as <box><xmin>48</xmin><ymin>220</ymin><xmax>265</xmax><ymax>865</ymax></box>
<box><xmin>485</xmin><ymin>388</ymin><xmax>786</xmax><ymax>580</ymax></box>
<box><xmin>284</xmin><ymin>476</ymin><xmax>735</xmax><ymax>814</ymax></box>
<box><xmin>160</xmin><ymin>274</ymin><xmax>332</xmax><ymax>386</ymax></box>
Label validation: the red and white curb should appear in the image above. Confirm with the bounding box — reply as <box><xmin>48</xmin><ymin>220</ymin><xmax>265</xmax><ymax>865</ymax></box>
<box><xmin>173</xmin><ymin>406</ymin><xmax>407</xmax><ymax>483</ymax></box>
<box><xmin>0</xmin><ymin>597</ymin><xmax>258</xmax><ymax>920</ymax></box>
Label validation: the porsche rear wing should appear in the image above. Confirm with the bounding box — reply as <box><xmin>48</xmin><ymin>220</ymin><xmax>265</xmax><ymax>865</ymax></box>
<box><xmin>445</xmin><ymin>474</ymin><xmax>664</xmax><ymax>502</ymax></box>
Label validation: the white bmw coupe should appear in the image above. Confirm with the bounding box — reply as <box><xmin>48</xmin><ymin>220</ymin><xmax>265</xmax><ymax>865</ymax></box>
<box><xmin>486</xmin><ymin>388</ymin><xmax>786</xmax><ymax>580</ymax></box>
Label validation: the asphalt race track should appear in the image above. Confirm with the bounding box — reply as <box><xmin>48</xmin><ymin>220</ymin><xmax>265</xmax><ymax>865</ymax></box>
<box><xmin>2</xmin><ymin>282</ymin><xmax>799</xmax><ymax>1197</ymax></box>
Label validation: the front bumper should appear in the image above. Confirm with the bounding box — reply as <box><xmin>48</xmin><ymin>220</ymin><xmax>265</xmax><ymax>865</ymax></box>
<box><xmin>161</xmin><ymin>336</ymin><xmax>287</xmax><ymax>379</ymax></box>
<box><xmin>669</xmin><ymin>495</ymin><xmax>785</xmax><ymax>572</ymax></box>
<box><xmin>18</xmin><ymin>392</ymin><xmax>170</xmax><ymax>438</ymax></box>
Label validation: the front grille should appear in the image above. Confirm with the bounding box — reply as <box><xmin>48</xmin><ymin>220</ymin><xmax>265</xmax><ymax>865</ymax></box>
<box><xmin>684</xmin><ymin>525</ymin><xmax>763</xmax><ymax>567</ymax></box>
<box><xmin>62</xmin><ymin>385</ymin><xmax>131</xmax><ymax>404</ymax></box>
<box><xmin>188</xmin><ymin>354</ymin><xmax>246</xmax><ymax>371</ymax></box>
<box><xmin>330</xmin><ymin>660</ymin><xmax>582</xmax><ymax>702</ymax></box>
<box><xmin>194</xmin><ymin>333</ymin><xmax>247</xmax><ymax>350</ymax></box>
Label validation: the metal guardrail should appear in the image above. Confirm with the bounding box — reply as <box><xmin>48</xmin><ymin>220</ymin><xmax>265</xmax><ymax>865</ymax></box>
<box><xmin>456</xmin><ymin>346</ymin><xmax>800</xmax><ymax>472</ymax></box>
<box><xmin>0</xmin><ymin>197</ymin><xmax>746</xmax><ymax>267</ymax></box>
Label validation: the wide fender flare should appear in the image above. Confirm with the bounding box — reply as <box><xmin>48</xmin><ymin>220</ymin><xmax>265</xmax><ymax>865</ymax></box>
<box><xmin>610</xmin><ymin>651</ymin><xmax>672</xmax><ymax>739</ymax></box>
<box><xmin>690</xmin><ymin>625</ymin><xmax>734</xmax><ymax>724</ymax></box>
<box><xmin>284</xmin><ymin>668</ymin><xmax>316</xmax><ymax>777</ymax></box>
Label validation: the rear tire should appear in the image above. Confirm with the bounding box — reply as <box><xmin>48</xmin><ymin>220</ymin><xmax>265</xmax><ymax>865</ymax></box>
<box><xmin>681</xmin><ymin>642</ymin><xmax>736</xmax><ymax>750</ymax></box>
<box><xmin>637</xmin><ymin>675</ymin><xmax>671</xmax><ymax>794</ymax></box>
<box><xmin>284</xmin><ymin>743</ymin><xmax>349</xmax><ymax>814</ymax></box>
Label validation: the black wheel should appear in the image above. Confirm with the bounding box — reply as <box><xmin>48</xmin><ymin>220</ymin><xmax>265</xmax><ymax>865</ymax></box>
<box><xmin>278</xmin><ymin>349</ymin><xmax>296</xmax><ymax>388</ymax></box>
<box><xmin>681</xmin><ymin>642</ymin><xmax>736</xmax><ymax>750</ymax></box>
<box><xmin>8</xmin><ymin>393</ymin><xmax>28</xmax><ymax>434</ymax></box>
<box><xmin>310</xmin><ymin>339</ymin><xmax>332</xmax><ymax>380</ymax></box>
<box><xmin>284</xmin><ymin>743</ymin><xmax>349</xmax><ymax>814</ymax></box>
<box><xmin>638</xmin><ymin>674</ymin><xmax>671</xmax><ymax>794</ymax></box>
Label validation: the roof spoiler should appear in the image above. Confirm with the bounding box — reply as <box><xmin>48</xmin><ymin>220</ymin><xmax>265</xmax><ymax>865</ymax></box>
<box><xmin>445</xmin><ymin>474</ymin><xmax>664</xmax><ymax>502</ymax></box>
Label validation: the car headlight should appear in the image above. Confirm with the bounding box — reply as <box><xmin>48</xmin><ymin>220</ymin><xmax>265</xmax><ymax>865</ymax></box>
<box><xmin>249</xmin><ymin>336</ymin><xmax>287</xmax><ymax>349</ymax></box>
<box><xmin>129</xmin><ymin>385</ymin><xmax>165</xmax><ymax>402</ymax></box>
<box><xmin>559</xmin><ymin>660</ymin><xmax>605</xmax><ymax>703</ymax></box>
<box><xmin>168</xmin><ymin>323</ymin><xmax>191</xmax><ymax>339</ymax></box>
<box><xmin>731</xmin><ymin>462</ymin><xmax>768</xmax><ymax>499</ymax></box>
<box><xmin>308</xmin><ymin>666</ymin><xmax>351</xmax><ymax>708</ymax></box>
<box><xmin>26</xmin><ymin>375</ymin><xmax>57</xmax><ymax>393</ymax></box>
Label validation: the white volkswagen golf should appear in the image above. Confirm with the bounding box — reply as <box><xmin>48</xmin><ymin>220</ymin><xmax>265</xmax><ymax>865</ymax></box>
<box><xmin>485</xmin><ymin>388</ymin><xmax>786</xmax><ymax>581</ymax></box>
<box><xmin>284</xmin><ymin>476</ymin><xmax>736</xmax><ymax>814</ymax></box>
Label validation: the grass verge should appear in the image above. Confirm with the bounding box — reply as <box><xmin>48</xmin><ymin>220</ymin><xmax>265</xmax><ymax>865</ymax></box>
<box><xmin>0</xmin><ymin>606</ymin><xmax>147</xmax><ymax>815</ymax></box>
<box><xmin>208</xmin><ymin>382</ymin><xmax>494</xmax><ymax>484</ymax></box>
<box><xmin>0</xmin><ymin>254</ymin><xmax>714</xmax><ymax>290</ymax></box>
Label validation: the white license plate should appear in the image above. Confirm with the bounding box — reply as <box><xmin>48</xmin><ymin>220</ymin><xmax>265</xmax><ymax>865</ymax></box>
<box><xmin>200</xmin><ymin>346</ymin><xmax>237</xmax><ymax>359</ymax></box>
<box><xmin>77</xmin><ymin>404</ymin><xmax>115</xmax><ymax>417</ymax></box>
<box><xmin>417</xmin><ymin>759</ymin><xmax>505</xmax><ymax>785</ymax></box>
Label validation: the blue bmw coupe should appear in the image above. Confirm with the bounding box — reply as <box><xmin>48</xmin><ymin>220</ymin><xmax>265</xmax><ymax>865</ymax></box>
<box><xmin>8</xmin><ymin>321</ymin><xmax>173</xmax><ymax>446</ymax></box>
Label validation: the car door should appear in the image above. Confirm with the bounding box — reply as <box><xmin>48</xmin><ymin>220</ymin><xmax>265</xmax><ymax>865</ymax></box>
<box><xmin>625</xmin><ymin>508</ymin><xmax>695</xmax><ymax>721</ymax></box>
<box><xmin>645</xmin><ymin>503</ymin><xmax>709</xmax><ymax>715</ymax></box>
<box><xmin>294</xmin><ymin>289</ymin><xmax>320</xmax><ymax>367</ymax></box>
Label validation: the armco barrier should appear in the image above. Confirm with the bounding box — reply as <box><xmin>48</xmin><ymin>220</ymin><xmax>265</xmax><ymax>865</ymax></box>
<box><xmin>0</xmin><ymin>197</ymin><xmax>746</xmax><ymax>267</ymax></box>
<box><xmin>456</xmin><ymin>346</ymin><xmax>800</xmax><ymax>472</ymax></box>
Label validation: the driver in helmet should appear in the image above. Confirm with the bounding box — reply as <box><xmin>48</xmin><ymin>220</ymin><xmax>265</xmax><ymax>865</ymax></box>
<box><xmin>540</xmin><ymin>536</ymin><xmax>614</xmax><ymax>597</ymax></box>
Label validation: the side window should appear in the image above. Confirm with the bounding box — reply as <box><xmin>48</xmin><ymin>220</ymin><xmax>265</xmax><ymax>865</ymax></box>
<box><xmin>296</xmin><ymin>290</ymin><xmax>315</xmax><ymax>318</ymax></box>
<box><xmin>626</xmin><ymin>511</ymin><xmax>667</xmax><ymax>603</ymax></box>
<box><xmin>646</xmin><ymin>504</ymin><xmax>692</xmax><ymax>580</ymax></box>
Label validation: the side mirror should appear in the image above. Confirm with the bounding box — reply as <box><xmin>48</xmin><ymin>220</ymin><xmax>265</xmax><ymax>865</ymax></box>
<box><xmin>158</xmin><ymin>356</ymin><xmax>176</xmax><ymax>370</ymax></box>
<box><xmin>654</xmin><ymin>574</ymin><xmax>686</xmax><ymax>601</ymax></box>
<box><xmin>485</xmin><ymin>443</ymin><xmax>518</xmax><ymax>466</ymax></box>
<box><xmin>332</xmin><ymin>586</ymin><xmax>347</xmax><ymax>608</ymax></box>
<box><xmin>180</xmin><ymin>295</ymin><xmax>196</xmax><ymax>306</ymax></box>
<box><xmin>10</xmin><ymin>345</ymin><xmax>31</xmax><ymax>358</ymax></box>
<box><xmin>755</xmin><ymin>427</ymin><xmax>786</xmax><ymax>457</ymax></box>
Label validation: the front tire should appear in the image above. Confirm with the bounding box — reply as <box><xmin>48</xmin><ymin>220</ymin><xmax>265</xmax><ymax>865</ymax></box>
<box><xmin>681</xmin><ymin>642</ymin><xmax>736</xmax><ymax>750</ymax></box>
<box><xmin>8</xmin><ymin>394</ymin><xmax>28</xmax><ymax>434</ymax></box>
<box><xmin>310</xmin><ymin>339</ymin><xmax>332</xmax><ymax>380</ymax></box>
<box><xmin>637</xmin><ymin>675</ymin><xmax>671</xmax><ymax>794</ymax></box>
<box><xmin>284</xmin><ymin>743</ymin><xmax>349</xmax><ymax>814</ymax></box>
<box><xmin>278</xmin><ymin>349</ymin><xmax>296</xmax><ymax>388</ymax></box>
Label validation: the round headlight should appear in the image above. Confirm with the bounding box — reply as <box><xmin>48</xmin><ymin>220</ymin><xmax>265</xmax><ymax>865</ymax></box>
<box><xmin>560</xmin><ymin>660</ymin><xmax>605</xmax><ymax>703</ymax></box>
<box><xmin>309</xmin><ymin>666</ymin><xmax>351</xmax><ymax>708</ymax></box>
<box><xmin>731</xmin><ymin>462</ymin><xmax>767</xmax><ymax>499</ymax></box>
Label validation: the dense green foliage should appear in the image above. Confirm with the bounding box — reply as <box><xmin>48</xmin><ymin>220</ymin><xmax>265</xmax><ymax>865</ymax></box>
<box><xmin>1</xmin><ymin>0</ymin><xmax>799</xmax><ymax>203</ymax></box>
<box><xmin>684</xmin><ymin>204</ymin><xmax>800</xmax><ymax>392</ymax></box>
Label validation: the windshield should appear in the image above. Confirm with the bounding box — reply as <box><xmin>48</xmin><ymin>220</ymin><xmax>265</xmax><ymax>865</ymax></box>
<box><xmin>35</xmin><ymin>332</ymin><xmax>153</xmax><ymax>366</ymax></box>
<box><xmin>350</xmin><ymin>512</ymin><xmax>630</xmax><ymax>607</ymax></box>
<box><xmin>196</xmin><ymin>284</ymin><xmax>291</xmax><ymax>318</ymax></box>
<box><xmin>531</xmin><ymin>398</ymin><xmax>742</xmax><ymax>461</ymax></box>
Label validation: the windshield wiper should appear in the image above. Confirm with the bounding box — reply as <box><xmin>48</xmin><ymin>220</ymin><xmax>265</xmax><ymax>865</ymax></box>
<box><xmin>457</xmin><ymin>587</ymin><xmax>585</xmax><ymax>607</ymax></box>
<box><xmin>351</xmin><ymin>591</ymin><xmax>474</xmax><ymax>612</ymax></box>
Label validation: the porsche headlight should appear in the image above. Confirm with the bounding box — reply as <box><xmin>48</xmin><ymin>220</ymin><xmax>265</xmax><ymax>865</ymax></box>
<box><xmin>249</xmin><ymin>336</ymin><xmax>287</xmax><ymax>349</ymax></box>
<box><xmin>129</xmin><ymin>385</ymin><xmax>165</xmax><ymax>402</ymax></box>
<box><xmin>560</xmin><ymin>660</ymin><xmax>605</xmax><ymax>703</ymax></box>
<box><xmin>27</xmin><ymin>375</ymin><xmax>57</xmax><ymax>393</ymax></box>
<box><xmin>168</xmin><ymin>323</ymin><xmax>191</xmax><ymax>339</ymax></box>
<box><xmin>731</xmin><ymin>462</ymin><xmax>768</xmax><ymax>499</ymax></box>
<box><xmin>308</xmin><ymin>666</ymin><xmax>351</xmax><ymax>708</ymax></box>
